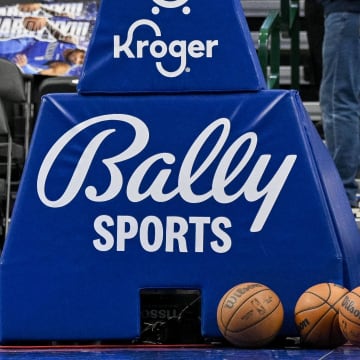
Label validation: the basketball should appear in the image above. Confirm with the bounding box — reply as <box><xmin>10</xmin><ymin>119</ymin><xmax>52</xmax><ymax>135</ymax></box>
<box><xmin>216</xmin><ymin>282</ymin><xmax>284</xmax><ymax>348</ymax></box>
<box><xmin>294</xmin><ymin>282</ymin><xmax>349</xmax><ymax>348</ymax></box>
<box><xmin>339</xmin><ymin>286</ymin><xmax>360</xmax><ymax>346</ymax></box>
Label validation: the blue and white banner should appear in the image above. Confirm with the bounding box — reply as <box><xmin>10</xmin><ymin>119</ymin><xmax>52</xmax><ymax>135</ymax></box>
<box><xmin>0</xmin><ymin>1</ymin><xmax>98</xmax><ymax>76</ymax></box>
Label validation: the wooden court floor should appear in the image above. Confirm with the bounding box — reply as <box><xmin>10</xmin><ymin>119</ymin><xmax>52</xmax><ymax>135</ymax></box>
<box><xmin>0</xmin><ymin>344</ymin><xmax>360</xmax><ymax>359</ymax></box>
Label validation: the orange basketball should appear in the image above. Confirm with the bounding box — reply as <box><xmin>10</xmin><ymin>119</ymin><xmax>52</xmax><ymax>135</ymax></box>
<box><xmin>339</xmin><ymin>286</ymin><xmax>360</xmax><ymax>346</ymax></box>
<box><xmin>217</xmin><ymin>282</ymin><xmax>284</xmax><ymax>348</ymax></box>
<box><xmin>294</xmin><ymin>282</ymin><xmax>349</xmax><ymax>348</ymax></box>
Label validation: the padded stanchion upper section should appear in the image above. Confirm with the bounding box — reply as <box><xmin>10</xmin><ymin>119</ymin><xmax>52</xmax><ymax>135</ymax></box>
<box><xmin>78</xmin><ymin>0</ymin><xmax>266</xmax><ymax>94</ymax></box>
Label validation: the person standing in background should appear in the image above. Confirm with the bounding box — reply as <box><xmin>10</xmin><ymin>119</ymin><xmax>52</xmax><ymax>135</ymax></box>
<box><xmin>319</xmin><ymin>0</ymin><xmax>360</xmax><ymax>208</ymax></box>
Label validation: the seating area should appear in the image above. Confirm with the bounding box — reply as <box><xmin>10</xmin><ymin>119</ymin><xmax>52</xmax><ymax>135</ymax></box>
<box><xmin>0</xmin><ymin>59</ymin><xmax>31</xmax><ymax>238</ymax></box>
<box><xmin>242</xmin><ymin>0</ymin><xmax>321</xmax><ymax>118</ymax></box>
<box><xmin>0</xmin><ymin>64</ymin><xmax>77</xmax><ymax>245</ymax></box>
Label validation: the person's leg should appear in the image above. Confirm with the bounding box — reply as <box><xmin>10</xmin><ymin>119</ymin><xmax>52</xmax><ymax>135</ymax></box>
<box><xmin>320</xmin><ymin>12</ymin><xmax>360</xmax><ymax>207</ymax></box>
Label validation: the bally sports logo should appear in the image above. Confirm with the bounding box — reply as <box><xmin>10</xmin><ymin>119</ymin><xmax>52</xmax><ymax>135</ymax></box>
<box><xmin>113</xmin><ymin>0</ymin><xmax>219</xmax><ymax>78</ymax></box>
<box><xmin>37</xmin><ymin>115</ymin><xmax>297</xmax><ymax>235</ymax></box>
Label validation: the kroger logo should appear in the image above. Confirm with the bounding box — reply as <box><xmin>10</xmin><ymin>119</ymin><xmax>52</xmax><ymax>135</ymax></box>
<box><xmin>152</xmin><ymin>0</ymin><xmax>191</xmax><ymax>15</ymax></box>
<box><xmin>113</xmin><ymin>19</ymin><xmax>219</xmax><ymax>78</ymax></box>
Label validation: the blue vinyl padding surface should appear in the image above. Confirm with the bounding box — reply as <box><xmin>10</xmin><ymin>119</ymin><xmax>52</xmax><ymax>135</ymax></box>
<box><xmin>78</xmin><ymin>0</ymin><xmax>266</xmax><ymax>93</ymax></box>
<box><xmin>1</xmin><ymin>90</ymin><xmax>359</xmax><ymax>342</ymax></box>
<box><xmin>1</xmin><ymin>0</ymin><xmax>360</xmax><ymax>344</ymax></box>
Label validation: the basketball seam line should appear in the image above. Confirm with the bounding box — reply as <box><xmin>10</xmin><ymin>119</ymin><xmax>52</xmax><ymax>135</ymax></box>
<box><xmin>302</xmin><ymin>295</ymin><xmax>345</xmax><ymax>344</ymax></box>
<box><xmin>221</xmin><ymin>288</ymin><xmax>269</xmax><ymax>331</ymax></box>
<box><xmin>225</xmin><ymin>300</ymin><xmax>282</xmax><ymax>335</ymax></box>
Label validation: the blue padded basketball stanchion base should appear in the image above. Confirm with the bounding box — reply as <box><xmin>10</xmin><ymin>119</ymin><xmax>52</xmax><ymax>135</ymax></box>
<box><xmin>0</xmin><ymin>0</ymin><xmax>359</xmax><ymax>343</ymax></box>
